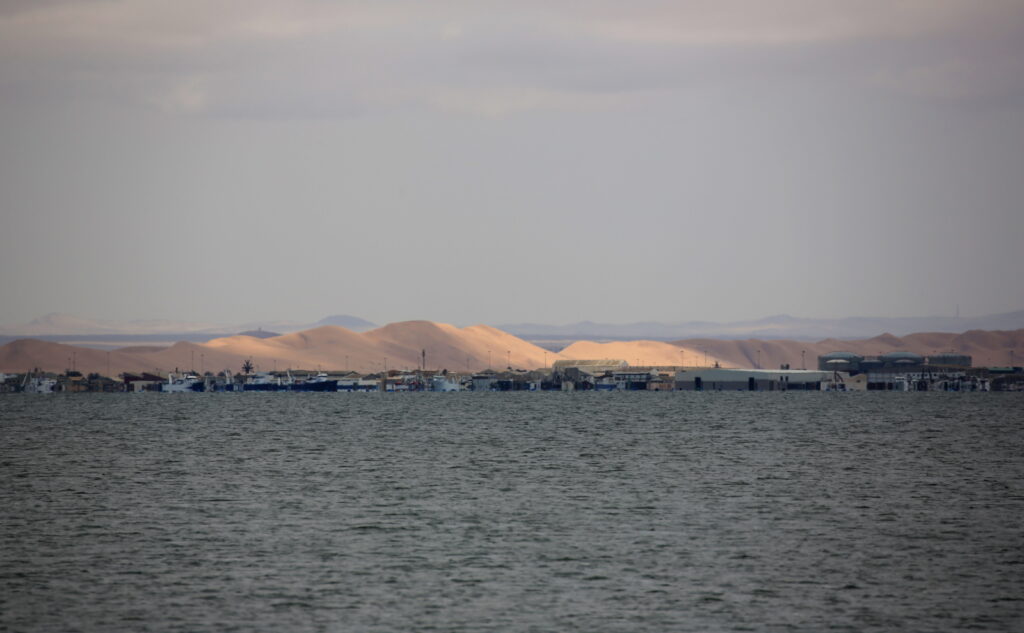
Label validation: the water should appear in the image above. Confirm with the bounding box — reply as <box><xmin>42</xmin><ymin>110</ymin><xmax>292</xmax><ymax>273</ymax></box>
<box><xmin>2</xmin><ymin>392</ymin><xmax>1023</xmax><ymax>632</ymax></box>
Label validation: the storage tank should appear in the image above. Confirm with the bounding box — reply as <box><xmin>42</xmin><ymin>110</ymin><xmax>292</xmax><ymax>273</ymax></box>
<box><xmin>818</xmin><ymin>351</ymin><xmax>864</xmax><ymax>371</ymax></box>
<box><xmin>879</xmin><ymin>351</ymin><xmax>924</xmax><ymax>366</ymax></box>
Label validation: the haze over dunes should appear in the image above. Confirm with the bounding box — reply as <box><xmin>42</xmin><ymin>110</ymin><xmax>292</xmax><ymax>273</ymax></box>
<box><xmin>1</xmin><ymin>320</ymin><xmax>1021</xmax><ymax>377</ymax></box>
<box><xmin>0</xmin><ymin>313</ymin><xmax>376</xmax><ymax>338</ymax></box>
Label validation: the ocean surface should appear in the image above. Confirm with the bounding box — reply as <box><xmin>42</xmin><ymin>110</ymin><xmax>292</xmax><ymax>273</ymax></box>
<box><xmin>2</xmin><ymin>392</ymin><xmax>1023</xmax><ymax>632</ymax></box>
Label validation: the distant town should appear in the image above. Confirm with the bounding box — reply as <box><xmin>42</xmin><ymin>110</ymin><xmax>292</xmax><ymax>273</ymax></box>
<box><xmin>5</xmin><ymin>349</ymin><xmax>1022</xmax><ymax>393</ymax></box>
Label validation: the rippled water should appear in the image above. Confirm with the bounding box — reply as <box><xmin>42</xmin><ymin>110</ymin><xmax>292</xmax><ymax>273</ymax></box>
<box><xmin>2</xmin><ymin>392</ymin><xmax>1023</xmax><ymax>632</ymax></box>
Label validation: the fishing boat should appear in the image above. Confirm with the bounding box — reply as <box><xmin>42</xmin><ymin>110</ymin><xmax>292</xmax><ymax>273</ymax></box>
<box><xmin>243</xmin><ymin>372</ymin><xmax>288</xmax><ymax>392</ymax></box>
<box><xmin>289</xmin><ymin>372</ymin><xmax>338</xmax><ymax>392</ymax></box>
<box><xmin>23</xmin><ymin>373</ymin><xmax>58</xmax><ymax>393</ymax></box>
<box><xmin>430</xmin><ymin>374</ymin><xmax>461</xmax><ymax>392</ymax></box>
<box><xmin>161</xmin><ymin>373</ymin><xmax>205</xmax><ymax>393</ymax></box>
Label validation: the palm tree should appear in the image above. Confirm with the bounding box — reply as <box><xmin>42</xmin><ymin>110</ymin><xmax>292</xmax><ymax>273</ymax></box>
<box><xmin>242</xmin><ymin>359</ymin><xmax>254</xmax><ymax>375</ymax></box>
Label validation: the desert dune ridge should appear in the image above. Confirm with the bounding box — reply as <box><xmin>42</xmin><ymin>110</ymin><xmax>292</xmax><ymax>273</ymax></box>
<box><xmin>0</xmin><ymin>321</ymin><xmax>561</xmax><ymax>376</ymax></box>
<box><xmin>0</xmin><ymin>321</ymin><xmax>1020</xmax><ymax>377</ymax></box>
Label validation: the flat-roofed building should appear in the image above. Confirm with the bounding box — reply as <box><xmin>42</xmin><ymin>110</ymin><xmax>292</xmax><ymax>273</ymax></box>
<box><xmin>551</xmin><ymin>359</ymin><xmax>628</xmax><ymax>376</ymax></box>
<box><xmin>676</xmin><ymin>368</ymin><xmax>836</xmax><ymax>391</ymax></box>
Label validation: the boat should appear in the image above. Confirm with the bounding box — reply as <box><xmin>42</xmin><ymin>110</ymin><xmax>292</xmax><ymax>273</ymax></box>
<box><xmin>243</xmin><ymin>372</ymin><xmax>288</xmax><ymax>392</ymax></box>
<box><xmin>430</xmin><ymin>374</ymin><xmax>461</xmax><ymax>392</ymax></box>
<box><xmin>23</xmin><ymin>373</ymin><xmax>58</xmax><ymax>393</ymax></box>
<box><xmin>161</xmin><ymin>373</ymin><xmax>205</xmax><ymax>392</ymax></box>
<box><xmin>338</xmin><ymin>379</ymin><xmax>378</xmax><ymax>392</ymax></box>
<box><xmin>289</xmin><ymin>372</ymin><xmax>338</xmax><ymax>392</ymax></box>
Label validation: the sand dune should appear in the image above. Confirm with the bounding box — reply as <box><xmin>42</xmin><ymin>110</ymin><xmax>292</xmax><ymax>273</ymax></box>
<box><xmin>0</xmin><ymin>338</ymin><xmax>241</xmax><ymax>376</ymax></box>
<box><xmin>200</xmin><ymin>322</ymin><xmax>561</xmax><ymax>373</ymax></box>
<box><xmin>559</xmin><ymin>340</ymin><xmax>732</xmax><ymax>368</ymax></box>
<box><xmin>0</xmin><ymin>321</ymin><xmax>564</xmax><ymax>376</ymax></box>
<box><xmin>1</xmin><ymin>323</ymin><xmax>1020</xmax><ymax>376</ymax></box>
<box><xmin>555</xmin><ymin>330</ymin><xmax>1023</xmax><ymax>370</ymax></box>
<box><xmin>670</xmin><ymin>330</ymin><xmax>1023</xmax><ymax>369</ymax></box>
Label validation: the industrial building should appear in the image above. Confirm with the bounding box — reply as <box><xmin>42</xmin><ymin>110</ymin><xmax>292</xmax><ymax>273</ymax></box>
<box><xmin>674</xmin><ymin>368</ymin><xmax>836</xmax><ymax>391</ymax></box>
<box><xmin>818</xmin><ymin>351</ymin><xmax>972</xmax><ymax>372</ymax></box>
<box><xmin>817</xmin><ymin>351</ymin><xmax>980</xmax><ymax>390</ymax></box>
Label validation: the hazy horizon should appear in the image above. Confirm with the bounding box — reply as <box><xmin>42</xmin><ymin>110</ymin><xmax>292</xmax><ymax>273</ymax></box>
<box><xmin>2</xmin><ymin>1</ymin><xmax>1023</xmax><ymax>326</ymax></box>
<box><xmin>7</xmin><ymin>306</ymin><xmax>1024</xmax><ymax>325</ymax></box>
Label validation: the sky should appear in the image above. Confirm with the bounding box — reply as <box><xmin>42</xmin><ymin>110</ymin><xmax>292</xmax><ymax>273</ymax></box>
<box><xmin>1</xmin><ymin>0</ymin><xmax>1023</xmax><ymax>327</ymax></box>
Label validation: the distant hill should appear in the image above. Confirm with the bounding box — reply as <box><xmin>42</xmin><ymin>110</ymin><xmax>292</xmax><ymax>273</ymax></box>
<box><xmin>236</xmin><ymin>329</ymin><xmax>281</xmax><ymax>339</ymax></box>
<box><xmin>502</xmin><ymin>310</ymin><xmax>1024</xmax><ymax>342</ymax></box>
<box><xmin>313</xmin><ymin>315</ymin><xmax>376</xmax><ymax>331</ymax></box>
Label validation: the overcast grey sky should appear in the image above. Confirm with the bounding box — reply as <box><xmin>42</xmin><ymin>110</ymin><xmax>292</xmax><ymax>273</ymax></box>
<box><xmin>1</xmin><ymin>0</ymin><xmax>1022</xmax><ymax>327</ymax></box>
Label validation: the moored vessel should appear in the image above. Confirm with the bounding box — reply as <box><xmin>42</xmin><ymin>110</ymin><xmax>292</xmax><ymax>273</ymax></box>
<box><xmin>161</xmin><ymin>373</ymin><xmax>205</xmax><ymax>392</ymax></box>
<box><xmin>289</xmin><ymin>372</ymin><xmax>338</xmax><ymax>392</ymax></box>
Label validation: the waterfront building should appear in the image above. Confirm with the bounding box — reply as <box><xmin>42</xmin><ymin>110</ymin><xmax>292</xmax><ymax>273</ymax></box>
<box><xmin>675</xmin><ymin>368</ymin><xmax>836</xmax><ymax>391</ymax></box>
<box><xmin>816</xmin><ymin>351</ymin><xmax>978</xmax><ymax>390</ymax></box>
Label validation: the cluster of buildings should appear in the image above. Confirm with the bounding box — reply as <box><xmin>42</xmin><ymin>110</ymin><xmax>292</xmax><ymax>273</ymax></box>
<box><xmin>6</xmin><ymin>349</ymin><xmax>1019</xmax><ymax>393</ymax></box>
<box><xmin>1</xmin><ymin>371</ymin><xmax>123</xmax><ymax>394</ymax></box>
<box><xmin>815</xmin><ymin>351</ymin><xmax>1007</xmax><ymax>391</ymax></box>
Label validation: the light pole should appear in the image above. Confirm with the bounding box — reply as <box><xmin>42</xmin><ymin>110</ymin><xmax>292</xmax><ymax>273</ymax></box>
<box><xmin>801</xmin><ymin>350</ymin><xmax>806</xmax><ymax>370</ymax></box>
<box><xmin>704</xmin><ymin>350</ymin><xmax>708</xmax><ymax>367</ymax></box>
<box><xmin>757</xmin><ymin>349</ymin><xmax>761</xmax><ymax>370</ymax></box>
<box><xmin>488</xmin><ymin>350</ymin><xmax>491</xmax><ymax>370</ymax></box>
<box><xmin>507</xmin><ymin>350</ymin><xmax>511</xmax><ymax>370</ymax></box>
